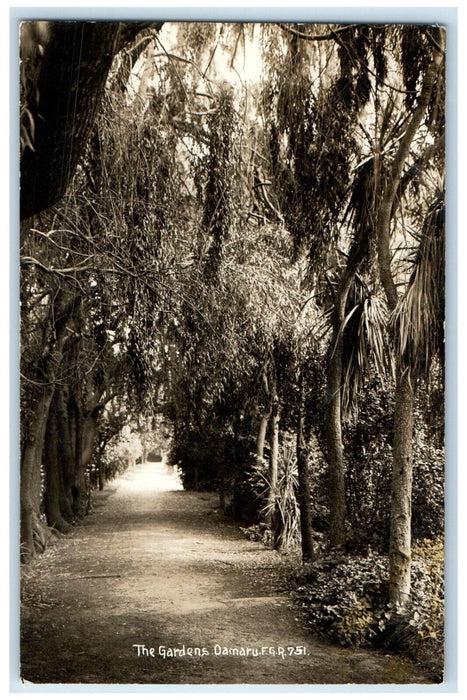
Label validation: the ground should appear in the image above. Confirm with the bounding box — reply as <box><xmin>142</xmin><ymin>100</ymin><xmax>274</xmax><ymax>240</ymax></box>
<box><xmin>20</xmin><ymin>461</ymin><xmax>430</xmax><ymax>686</ymax></box>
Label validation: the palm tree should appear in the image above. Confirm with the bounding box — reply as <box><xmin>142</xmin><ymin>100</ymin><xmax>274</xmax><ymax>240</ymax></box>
<box><xmin>386</xmin><ymin>192</ymin><xmax>445</xmax><ymax>607</ymax></box>
<box><xmin>321</xmin><ymin>156</ymin><xmax>376</xmax><ymax>548</ymax></box>
<box><xmin>374</xmin><ymin>26</ymin><xmax>445</xmax><ymax>607</ymax></box>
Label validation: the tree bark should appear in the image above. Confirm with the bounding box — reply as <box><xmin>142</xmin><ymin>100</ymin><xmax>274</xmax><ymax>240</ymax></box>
<box><xmin>20</xmin><ymin>319</ymin><xmax>71</xmax><ymax>559</ymax></box>
<box><xmin>268</xmin><ymin>402</ymin><xmax>280</xmax><ymax>531</ymax></box>
<box><xmin>375</xmin><ymin>30</ymin><xmax>444</xmax><ymax>609</ymax></box>
<box><xmin>55</xmin><ymin>387</ymin><xmax>75</xmax><ymax>519</ymax></box>
<box><xmin>98</xmin><ymin>460</ymin><xmax>105</xmax><ymax>491</ymax></box>
<box><xmin>79</xmin><ymin>407</ymin><xmax>102</xmax><ymax>469</ymax></box>
<box><xmin>388</xmin><ymin>368</ymin><xmax>415</xmax><ymax>607</ymax></box>
<box><xmin>20</xmin><ymin>387</ymin><xmax>54</xmax><ymax>559</ymax></box>
<box><xmin>297</xmin><ymin>374</ymin><xmax>314</xmax><ymax>562</ymax></box>
<box><xmin>72</xmin><ymin>405</ymin><xmax>102</xmax><ymax>514</ymax></box>
<box><xmin>43</xmin><ymin>390</ymin><xmax>72</xmax><ymax>532</ymax></box>
<box><xmin>325</xmin><ymin>328</ymin><xmax>347</xmax><ymax>549</ymax></box>
<box><xmin>256</xmin><ymin>411</ymin><xmax>270</xmax><ymax>465</ymax></box>
<box><xmin>323</xmin><ymin>207</ymin><xmax>372</xmax><ymax>548</ymax></box>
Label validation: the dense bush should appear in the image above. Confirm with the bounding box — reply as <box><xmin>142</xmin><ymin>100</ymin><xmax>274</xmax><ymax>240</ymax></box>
<box><xmin>341</xmin><ymin>380</ymin><xmax>444</xmax><ymax>551</ymax></box>
<box><xmin>169</xmin><ymin>430</ymin><xmax>224</xmax><ymax>491</ymax></box>
<box><xmin>232</xmin><ymin>457</ymin><xmax>269</xmax><ymax>524</ymax></box>
<box><xmin>412</xmin><ymin>419</ymin><xmax>444</xmax><ymax>540</ymax></box>
<box><xmin>344</xmin><ymin>380</ymin><xmax>393</xmax><ymax>552</ymax></box>
<box><xmin>170</xmin><ymin>426</ymin><xmax>255</xmax><ymax>498</ymax></box>
<box><xmin>292</xmin><ymin>539</ymin><xmax>444</xmax><ymax>680</ymax></box>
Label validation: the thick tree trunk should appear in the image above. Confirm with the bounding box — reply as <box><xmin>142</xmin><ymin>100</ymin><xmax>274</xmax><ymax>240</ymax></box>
<box><xmin>98</xmin><ymin>461</ymin><xmax>105</xmax><ymax>491</ymax></box>
<box><xmin>137</xmin><ymin>41</ymin><xmax>155</xmax><ymax>101</ymax></box>
<box><xmin>388</xmin><ymin>369</ymin><xmax>416</xmax><ymax>608</ymax></box>
<box><xmin>20</xmin><ymin>21</ymin><xmax>162</xmax><ymax>219</ymax></box>
<box><xmin>43</xmin><ymin>391</ymin><xmax>71</xmax><ymax>532</ymax></box>
<box><xmin>79</xmin><ymin>407</ymin><xmax>102</xmax><ymax>470</ymax></box>
<box><xmin>67</xmin><ymin>396</ymin><xmax>82</xmax><ymax>513</ymax></box>
<box><xmin>20</xmin><ymin>314</ymin><xmax>71</xmax><ymax>559</ymax></box>
<box><xmin>297</xmin><ymin>375</ymin><xmax>314</xmax><ymax>562</ymax></box>
<box><xmin>20</xmin><ymin>388</ymin><xmax>54</xmax><ymax>559</ymax></box>
<box><xmin>55</xmin><ymin>387</ymin><xmax>75</xmax><ymax>518</ymax></box>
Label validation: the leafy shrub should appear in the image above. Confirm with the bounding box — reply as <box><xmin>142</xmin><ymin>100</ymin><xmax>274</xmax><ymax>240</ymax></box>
<box><xmin>292</xmin><ymin>539</ymin><xmax>444</xmax><ymax>679</ymax></box>
<box><xmin>344</xmin><ymin>379</ymin><xmax>393</xmax><ymax>551</ymax></box>
<box><xmin>170</xmin><ymin>424</ymin><xmax>257</xmax><ymax>503</ymax></box>
<box><xmin>305</xmin><ymin>433</ymin><xmax>330</xmax><ymax>536</ymax></box>
<box><xmin>239</xmin><ymin>523</ymin><xmax>273</xmax><ymax>546</ymax></box>
<box><xmin>412</xmin><ymin>425</ymin><xmax>444</xmax><ymax>540</ymax></box>
<box><xmin>342</xmin><ymin>379</ymin><xmax>444</xmax><ymax>552</ymax></box>
<box><xmin>409</xmin><ymin>538</ymin><xmax>444</xmax><ymax>679</ymax></box>
<box><xmin>293</xmin><ymin>553</ymin><xmax>388</xmax><ymax>647</ymax></box>
<box><xmin>237</xmin><ymin>434</ymin><xmax>302</xmax><ymax>549</ymax></box>
<box><xmin>232</xmin><ymin>457</ymin><xmax>269</xmax><ymax>523</ymax></box>
<box><xmin>169</xmin><ymin>429</ymin><xmax>224</xmax><ymax>491</ymax></box>
<box><xmin>262</xmin><ymin>436</ymin><xmax>301</xmax><ymax>551</ymax></box>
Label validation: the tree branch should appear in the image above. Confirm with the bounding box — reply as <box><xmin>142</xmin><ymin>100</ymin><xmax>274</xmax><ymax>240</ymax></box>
<box><xmin>277</xmin><ymin>23</ymin><xmax>357</xmax><ymax>42</ymax></box>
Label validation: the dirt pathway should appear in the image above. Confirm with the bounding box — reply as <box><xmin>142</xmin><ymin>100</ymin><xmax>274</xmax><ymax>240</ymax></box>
<box><xmin>20</xmin><ymin>462</ymin><xmax>429</xmax><ymax>686</ymax></box>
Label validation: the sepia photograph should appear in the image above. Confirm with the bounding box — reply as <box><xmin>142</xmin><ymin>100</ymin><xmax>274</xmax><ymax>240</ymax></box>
<box><xmin>17</xmin><ymin>15</ymin><xmax>449</xmax><ymax>688</ymax></box>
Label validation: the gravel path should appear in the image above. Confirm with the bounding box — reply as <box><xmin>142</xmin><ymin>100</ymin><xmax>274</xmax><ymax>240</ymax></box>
<box><xmin>20</xmin><ymin>461</ymin><xmax>430</xmax><ymax>686</ymax></box>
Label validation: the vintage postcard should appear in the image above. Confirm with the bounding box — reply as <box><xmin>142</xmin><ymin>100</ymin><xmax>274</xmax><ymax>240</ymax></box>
<box><xmin>16</xmin><ymin>12</ymin><xmax>452</xmax><ymax>690</ymax></box>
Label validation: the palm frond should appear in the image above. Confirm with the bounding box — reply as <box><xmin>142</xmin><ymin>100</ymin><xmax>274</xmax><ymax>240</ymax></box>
<box><xmin>342</xmin><ymin>292</ymin><xmax>392</xmax><ymax>417</ymax></box>
<box><xmin>260</xmin><ymin>438</ymin><xmax>301</xmax><ymax>550</ymax></box>
<box><xmin>391</xmin><ymin>192</ymin><xmax>445</xmax><ymax>376</ymax></box>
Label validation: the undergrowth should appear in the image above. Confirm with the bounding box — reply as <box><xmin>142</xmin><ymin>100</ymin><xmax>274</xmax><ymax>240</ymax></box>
<box><xmin>289</xmin><ymin>538</ymin><xmax>444</xmax><ymax>682</ymax></box>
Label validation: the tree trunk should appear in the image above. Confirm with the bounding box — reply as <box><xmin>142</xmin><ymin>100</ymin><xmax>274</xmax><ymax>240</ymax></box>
<box><xmin>297</xmin><ymin>375</ymin><xmax>314</xmax><ymax>562</ymax></box>
<box><xmin>20</xmin><ymin>388</ymin><xmax>54</xmax><ymax>560</ymax></box>
<box><xmin>256</xmin><ymin>411</ymin><xmax>270</xmax><ymax>466</ymax></box>
<box><xmin>43</xmin><ymin>391</ymin><xmax>71</xmax><ymax>532</ymax></box>
<box><xmin>267</xmin><ymin>403</ymin><xmax>280</xmax><ymax>530</ymax></box>
<box><xmin>137</xmin><ymin>41</ymin><xmax>155</xmax><ymax>101</ymax></box>
<box><xmin>374</xmin><ymin>34</ymin><xmax>444</xmax><ymax>608</ymax></box>
<box><xmin>20</xmin><ymin>21</ymin><xmax>163</xmax><ymax>219</ymax></box>
<box><xmin>72</xmin><ymin>405</ymin><xmax>102</xmax><ymax>514</ymax></box>
<box><xmin>67</xmin><ymin>396</ymin><xmax>82</xmax><ymax>513</ymax></box>
<box><xmin>79</xmin><ymin>407</ymin><xmax>102</xmax><ymax>470</ymax></box>
<box><xmin>325</xmin><ymin>330</ymin><xmax>346</xmax><ymax>549</ymax></box>
<box><xmin>388</xmin><ymin>369</ymin><xmax>416</xmax><ymax>608</ymax></box>
<box><xmin>219</xmin><ymin>467</ymin><xmax>226</xmax><ymax>512</ymax></box>
<box><xmin>98</xmin><ymin>461</ymin><xmax>105</xmax><ymax>491</ymax></box>
<box><xmin>323</xmin><ymin>229</ymin><xmax>370</xmax><ymax>549</ymax></box>
<box><xmin>20</xmin><ymin>315</ymin><xmax>71</xmax><ymax>559</ymax></box>
<box><xmin>55</xmin><ymin>387</ymin><xmax>75</xmax><ymax>518</ymax></box>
